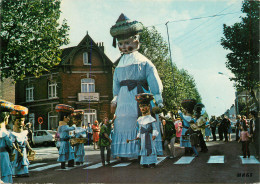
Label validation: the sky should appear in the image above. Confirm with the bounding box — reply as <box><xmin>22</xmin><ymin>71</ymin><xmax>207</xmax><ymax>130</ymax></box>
<box><xmin>59</xmin><ymin>0</ymin><xmax>244</xmax><ymax>117</ymax></box>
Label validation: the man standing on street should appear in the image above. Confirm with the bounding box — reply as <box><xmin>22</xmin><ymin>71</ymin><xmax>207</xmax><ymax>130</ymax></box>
<box><xmin>209</xmin><ymin>115</ymin><xmax>218</xmax><ymax>141</ymax></box>
<box><xmin>99</xmin><ymin>116</ymin><xmax>115</xmax><ymax>166</ymax></box>
<box><xmin>161</xmin><ymin>115</ymin><xmax>176</xmax><ymax>159</ymax></box>
<box><xmin>221</xmin><ymin>115</ymin><xmax>230</xmax><ymax>142</ymax></box>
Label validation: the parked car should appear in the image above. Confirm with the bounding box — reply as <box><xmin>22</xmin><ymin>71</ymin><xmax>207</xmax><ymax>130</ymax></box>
<box><xmin>33</xmin><ymin>130</ymin><xmax>56</xmax><ymax>147</ymax></box>
<box><xmin>231</xmin><ymin>121</ymin><xmax>236</xmax><ymax>133</ymax></box>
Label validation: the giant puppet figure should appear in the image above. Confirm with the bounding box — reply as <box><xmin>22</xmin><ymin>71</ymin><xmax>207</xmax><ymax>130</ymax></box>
<box><xmin>55</xmin><ymin>104</ymin><xmax>76</xmax><ymax>169</ymax></box>
<box><xmin>110</xmin><ymin>13</ymin><xmax>164</xmax><ymax>159</ymax></box>
<box><xmin>11</xmin><ymin>105</ymin><xmax>34</xmax><ymax>177</ymax></box>
<box><xmin>178</xmin><ymin>99</ymin><xmax>197</xmax><ymax>155</ymax></box>
<box><xmin>0</xmin><ymin>100</ymin><xmax>14</xmax><ymax>183</ymax></box>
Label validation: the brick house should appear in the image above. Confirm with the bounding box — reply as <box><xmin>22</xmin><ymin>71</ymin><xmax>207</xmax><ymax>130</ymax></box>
<box><xmin>0</xmin><ymin>78</ymin><xmax>15</xmax><ymax>104</ymax></box>
<box><xmin>15</xmin><ymin>33</ymin><xmax>114</xmax><ymax>131</ymax></box>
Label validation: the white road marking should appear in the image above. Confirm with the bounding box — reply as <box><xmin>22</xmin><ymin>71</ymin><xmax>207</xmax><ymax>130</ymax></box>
<box><xmin>29</xmin><ymin>163</ymin><xmax>47</xmax><ymax>168</ymax></box>
<box><xmin>112</xmin><ymin>162</ymin><xmax>131</xmax><ymax>167</ymax></box>
<box><xmin>156</xmin><ymin>157</ymin><xmax>167</xmax><ymax>165</ymax></box>
<box><xmin>174</xmin><ymin>156</ymin><xmax>195</xmax><ymax>164</ymax></box>
<box><xmin>207</xmin><ymin>156</ymin><xmax>224</xmax><ymax>163</ymax></box>
<box><xmin>30</xmin><ymin>163</ymin><xmax>61</xmax><ymax>171</ymax></box>
<box><xmin>240</xmin><ymin>156</ymin><xmax>260</xmax><ymax>164</ymax></box>
<box><xmin>83</xmin><ymin>160</ymin><xmax>117</xmax><ymax>169</ymax></box>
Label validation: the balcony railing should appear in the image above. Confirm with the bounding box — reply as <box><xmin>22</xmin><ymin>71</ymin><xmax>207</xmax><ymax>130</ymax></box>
<box><xmin>78</xmin><ymin>92</ymin><xmax>99</xmax><ymax>102</ymax></box>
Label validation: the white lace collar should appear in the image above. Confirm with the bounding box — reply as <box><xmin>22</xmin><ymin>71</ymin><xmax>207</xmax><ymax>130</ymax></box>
<box><xmin>117</xmin><ymin>51</ymin><xmax>149</xmax><ymax>68</ymax></box>
<box><xmin>11</xmin><ymin>130</ymin><xmax>28</xmax><ymax>137</ymax></box>
<box><xmin>0</xmin><ymin>128</ymin><xmax>9</xmax><ymax>138</ymax></box>
<box><xmin>137</xmin><ymin>115</ymin><xmax>156</xmax><ymax>125</ymax></box>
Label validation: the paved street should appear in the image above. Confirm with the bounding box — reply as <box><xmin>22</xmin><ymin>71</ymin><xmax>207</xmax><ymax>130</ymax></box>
<box><xmin>13</xmin><ymin>134</ymin><xmax>260</xmax><ymax>183</ymax></box>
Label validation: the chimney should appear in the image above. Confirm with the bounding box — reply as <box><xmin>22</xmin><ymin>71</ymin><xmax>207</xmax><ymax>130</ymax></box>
<box><xmin>98</xmin><ymin>42</ymin><xmax>105</xmax><ymax>52</ymax></box>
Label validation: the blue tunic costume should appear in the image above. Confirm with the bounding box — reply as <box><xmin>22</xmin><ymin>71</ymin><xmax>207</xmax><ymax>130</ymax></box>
<box><xmin>0</xmin><ymin>128</ymin><xmax>13</xmax><ymax>183</ymax></box>
<box><xmin>205</xmin><ymin>121</ymin><xmax>211</xmax><ymax>136</ymax></box>
<box><xmin>178</xmin><ymin>110</ymin><xmax>192</xmax><ymax>148</ymax></box>
<box><xmin>10</xmin><ymin>130</ymin><xmax>30</xmax><ymax>176</ymax></box>
<box><xmin>137</xmin><ymin>115</ymin><xmax>158</xmax><ymax>165</ymax></box>
<box><xmin>73</xmin><ymin>127</ymin><xmax>86</xmax><ymax>163</ymax></box>
<box><xmin>57</xmin><ymin>124</ymin><xmax>75</xmax><ymax>162</ymax></box>
<box><xmin>111</xmin><ymin>51</ymin><xmax>163</xmax><ymax>158</ymax></box>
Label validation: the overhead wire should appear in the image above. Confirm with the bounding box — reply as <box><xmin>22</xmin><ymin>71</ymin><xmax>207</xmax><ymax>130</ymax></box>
<box><xmin>175</xmin><ymin>14</ymin><xmax>239</xmax><ymax>55</ymax></box>
<box><xmin>172</xmin><ymin>2</ymin><xmax>241</xmax><ymax>43</ymax></box>
<box><xmin>173</xmin><ymin>3</ymin><xmax>242</xmax><ymax>45</ymax></box>
<box><xmin>172</xmin><ymin>15</ymin><xmax>240</xmax><ymax>63</ymax></box>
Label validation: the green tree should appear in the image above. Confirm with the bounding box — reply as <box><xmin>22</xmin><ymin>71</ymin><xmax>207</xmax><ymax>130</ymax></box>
<box><xmin>221</xmin><ymin>0</ymin><xmax>259</xmax><ymax>111</ymax></box>
<box><xmin>139</xmin><ymin>26</ymin><xmax>202</xmax><ymax>114</ymax></box>
<box><xmin>0</xmin><ymin>0</ymin><xmax>69</xmax><ymax>81</ymax></box>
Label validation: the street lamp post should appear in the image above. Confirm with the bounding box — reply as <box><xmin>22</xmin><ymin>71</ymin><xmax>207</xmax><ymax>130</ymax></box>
<box><xmin>165</xmin><ymin>21</ymin><xmax>177</xmax><ymax>102</ymax></box>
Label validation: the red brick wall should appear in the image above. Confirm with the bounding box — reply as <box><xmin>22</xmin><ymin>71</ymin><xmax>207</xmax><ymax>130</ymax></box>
<box><xmin>0</xmin><ymin>78</ymin><xmax>15</xmax><ymax>103</ymax></box>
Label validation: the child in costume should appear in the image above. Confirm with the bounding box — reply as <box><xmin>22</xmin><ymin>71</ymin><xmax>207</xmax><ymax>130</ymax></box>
<box><xmin>110</xmin><ymin>13</ymin><xmax>164</xmax><ymax>160</ymax></box>
<box><xmin>135</xmin><ymin>93</ymin><xmax>159</xmax><ymax>168</ymax></box>
<box><xmin>0</xmin><ymin>100</ymin><xmax>14</xmax><ymax>183</ymax></box>
<box><xmin>56</xmin><ymin>104</ymin><xmax>76</xmax><ymax>169</ymax></box>
<box><xmin>10</xmin><ymin>105</ymin><xmax>34</xmax><ymax>177</ymax></box>
<box><xmin>71</xmin><ymin>110</ymin><xmax>86</xmax><ymax>165</ymax></box>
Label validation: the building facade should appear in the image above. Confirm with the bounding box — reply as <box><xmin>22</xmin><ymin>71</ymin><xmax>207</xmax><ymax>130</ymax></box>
<box><xmin>15</xmin><ymin>34</ymin><xmax>114</xmax><ymax>131</ymax></box>
<box><xmin>0</xmin><ymin>78</ymin><xmax>15</xmax><ymax>104</ymax></box>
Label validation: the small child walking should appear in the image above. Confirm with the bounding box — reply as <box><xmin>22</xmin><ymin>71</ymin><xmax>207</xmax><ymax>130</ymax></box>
<box><xmin>238</xmin><ymin>124</ymin><xmax>251</xmax><ymax>158</ymax></box>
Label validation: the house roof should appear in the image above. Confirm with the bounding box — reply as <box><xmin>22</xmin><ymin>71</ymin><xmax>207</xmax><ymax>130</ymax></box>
<box><xmin>60</xmin><ymin>34</ymin><xmax>113</xmax><ymax>66</ymax></box>
<box><xmin>61</xmin><ymin>46</ymin><xmax>75</xmax><ymax>61</ymax></box>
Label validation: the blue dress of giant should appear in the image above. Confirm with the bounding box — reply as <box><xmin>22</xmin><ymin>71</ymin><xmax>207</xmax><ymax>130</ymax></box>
<box><xmin>178</xmin><ymin>110</ymin><xmax>192</xmax><ymax>148</ymax></box>
<box><xmin>111</xmin><ymin>51</ymin><xmax>163</xmax><ymax>158</ymax></box>
<box><xmin>0</xmin><ymin>129</ymin><xmax>13</xmax><ymax>183</ymax></box>
<box><xmin>73</xmin><ymin>127</ymin><xmax>86</xmax><ymax>163</ymax></box>
<box><xmin>137</xmin><ymin>115</ymin><xmax>159</xmax><ymax>165</ymax></box>
<box><xmin>57</xmin><ymin>125</ymin><xmax>75</xmax><ymax>162</ymax></box>
<box><xmin>10</xmin><ymin>130</ymin><xmax>30</xmax><ymax>176</ymax></box>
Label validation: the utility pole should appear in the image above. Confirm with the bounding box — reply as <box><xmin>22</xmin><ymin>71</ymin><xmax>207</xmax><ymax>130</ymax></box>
<box><xmin>165</xmin><ymin>21</ymin><xmax>177</xmax><ymax>103</ymax></box>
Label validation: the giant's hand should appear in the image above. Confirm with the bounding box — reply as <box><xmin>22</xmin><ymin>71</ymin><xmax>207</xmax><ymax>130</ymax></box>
<box><xmin>111</xmin><ymin>103</ymin><xmax>117</xmax><ymax>114</ymax></box>
<box><xmin>158</xmin><ymin>103</ymin><xmax>164</xmax><ymax>109</ymax></box>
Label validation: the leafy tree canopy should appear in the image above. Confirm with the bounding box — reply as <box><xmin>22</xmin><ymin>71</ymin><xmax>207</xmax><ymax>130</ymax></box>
<box><xmin>0</xmin><ymin>0</ymin><xmax>69</xmax><ymax>81</ymax></box>
<box><xmin>221</xmin><ymin>0</ymin><xmax>259</xmax><ymax>110</ymax></box>
<box><xmin>139</xmin><ymin>26</ymin><xmax>202</xmax><ymax>115</ymax></box>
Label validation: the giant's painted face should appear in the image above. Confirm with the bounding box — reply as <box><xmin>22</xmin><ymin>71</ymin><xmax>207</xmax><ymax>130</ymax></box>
<box><xmin>14</xmin><ymin>118</ymin><xmax>25</xmax><ymax>129</ymax></box>
<box><xmin>139</xmin><ymin>104</ymin><xmax>150</xmax><ymax>115</ymax></box>
<box><xmin>118</xmin><ymin>37</ymin><xmax>139</xmax><ymax>54</ymax></box>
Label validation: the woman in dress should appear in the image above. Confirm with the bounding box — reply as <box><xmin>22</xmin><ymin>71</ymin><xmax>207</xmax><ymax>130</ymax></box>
<box><xmin>205</xmin><ymin>117</ymin><xmax>211</xmax><ymax>142</ymax></box>
<box><xmin>110</xmin><ymin>13</ymin><xmax>164</xmax><ymax>159</ymax></box>
<box><xmin>0</xmin><ymin>100</ymin><xmax>14</xmax><ymax>183</ymax></box>
<box><xmin>174</xmin><ymin>117</ymin><xmax>183</xmax><ymax>143</ymax></box>
<box><xmin>10</xmin><ymin>105</ymin><xmax>34</xmax><ymax>178</ymax></box>
<box><xmin>92</xmin><ymin>120</ymin><xmax>100</xmax><ymax>150</ymax></box>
